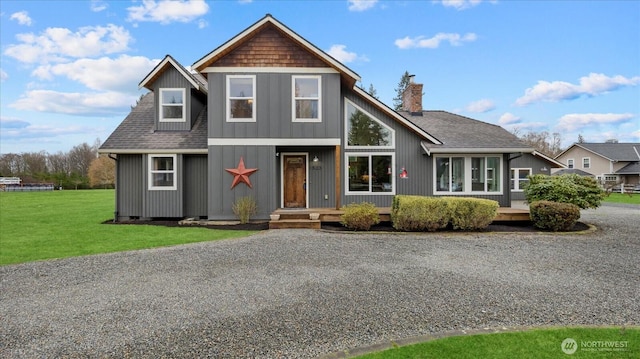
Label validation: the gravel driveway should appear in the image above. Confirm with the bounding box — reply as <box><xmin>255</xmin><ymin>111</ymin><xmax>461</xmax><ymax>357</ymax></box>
<box><xmin>1</xmin><ymin>204</ymin><xmax>638</xmax><ymax>358</ymax></box>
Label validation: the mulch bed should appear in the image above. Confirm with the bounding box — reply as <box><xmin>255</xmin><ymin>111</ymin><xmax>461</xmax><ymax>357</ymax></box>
<box><xmin>322</xmin><ymin>221</ymin><xmax>590</xmax><ymax>233</ymax></box>
<box><xmin>105</xmin><ymin>219</ymin><xmax>590</xmax><ymax>233</ymax></box>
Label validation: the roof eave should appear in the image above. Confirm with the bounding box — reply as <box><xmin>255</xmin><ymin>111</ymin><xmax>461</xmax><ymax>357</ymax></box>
<box><xmin>139</xmin><ymin>55</ymin><xmax>207</xmax><ymax>94</ymax></box>
<box><xmin>424</xmin><ymin>147</ymin><xmax>534</xmax><ymax>154</ymax></box>
<box><xmin>98</xmin><ymin>149</ymin><xmax>208</xmax><ymax>155</ymax></box>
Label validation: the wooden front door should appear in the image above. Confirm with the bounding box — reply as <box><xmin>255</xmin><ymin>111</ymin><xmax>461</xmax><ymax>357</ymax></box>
<box><xmin>283</xmin><ymin>155</ymin><xmax>306</xmax><ymax>208</ymax></box>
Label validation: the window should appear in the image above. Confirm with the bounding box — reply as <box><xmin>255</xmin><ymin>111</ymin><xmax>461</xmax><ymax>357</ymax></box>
<box><xmin>159</xmin><ymin>89</ymin><xmax>185</xmax><ymax>122</ymax></box>
<box><xmin>292</xmin><ymin>76</ymin><xmax>321</xmax><ymax>122</ymax></box>
<box><xmin>346</xmin><ymin>154</ymin><xmax>394</xmax><ymax>194</ymax></box>
<box><xmin>345</xmin><ymin>100</ymin><xmax>394</xmax><ymax>148</ymax></box>
<box><xmin>567</xmin><ymin>159</ymin><xmax>574</xmax><ymax>169</ymax></box>
<box><xmin>510</xmin><ymin>168</ymin><xmax>532</xmax><ymax>191</ymax></box>
<box><xmin>435</xmin><ymin>156</ymin><xmax>502</xmax><ymax>194</ymax></box>
<box><xmin>149</xmin><ymin>154</ymin><xmax>177</xmax><ymax>190</ymax></box>
<box><xmin>227</xmin><ymin>75</ymin><xmax>255</xmax><ymax>122</ymax></box>
<box><xmin>582</xmin><ymin>157</ymin><xmax>590</xmax><ymax>169</ymax></box>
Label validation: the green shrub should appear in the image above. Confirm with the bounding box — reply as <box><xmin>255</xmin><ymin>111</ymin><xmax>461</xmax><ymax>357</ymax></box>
<box><xmin>232</xmin><ymin>196</ymin><xmax>257</xmax><ymax>224</ymax></box>
<box><xmin>391</xmin><ymin>195</ymin><xmax>452</xmax><ymax>232</ymax></box>
<box><xmin>530</xmin><ymin>200</ymin><xmax>581</xmax><ymax>231</ymax></box>
<box><xmin>340</xmin><ymin>202</ymin><xmax>380</xmax><ymax>231</ymax></box>
<box><xmin>447</xmin><ymin>197</ymin><xmax>499</xmax><ymax>230</ymax></box>
<box><xmin>524</xmin><ymin>174</ymin><xmax>605</xmax><ymax>209</ymax></box>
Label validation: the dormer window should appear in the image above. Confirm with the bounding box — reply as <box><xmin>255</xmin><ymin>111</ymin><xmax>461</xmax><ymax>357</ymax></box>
<box><xmin>227</xmin><ymin>75</ymin><xmax>256</xmax><ymax>122</ymax></box>
<box><xmin>159</xmin><ymin>88</ymin><xmax>185</xmax><ymax>122</ymax></box>
<box><xmin>292</xmin><ymin>75</ymin><xmax>321</xmax><ymax>122</ymax></box>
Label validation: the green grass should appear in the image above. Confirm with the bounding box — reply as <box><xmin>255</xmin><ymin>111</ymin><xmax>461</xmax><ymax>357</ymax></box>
<box><xmin>354</xmin><ymin>327</ymin><xmax>640</xmax><ymax>359</ymax></box>
<box><xmin>603</xmin><ymin>193</ymin><xmax>640</xmax><ymax>205</ymax></box>
<box><xmin>0</xmin><ymin>190</ymin><xmax>257</xmax><ymax>265</ymax></box>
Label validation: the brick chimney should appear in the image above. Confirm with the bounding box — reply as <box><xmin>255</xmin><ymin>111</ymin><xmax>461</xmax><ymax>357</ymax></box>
<box><xmin>402</xmin><ymin>75</ymin><xmax>423</xmax><ymax>115</ymax></box>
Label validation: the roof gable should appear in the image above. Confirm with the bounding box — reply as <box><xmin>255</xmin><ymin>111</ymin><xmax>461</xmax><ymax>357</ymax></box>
<box><xmin>192</xmin><ymin>14</ymin><xmax>360</xmax><ymax>86</ymax></box>
<box><xmin>139</xmin><ymin>55</ymin><xmax>207</xmax><ymax>93</ymax></box>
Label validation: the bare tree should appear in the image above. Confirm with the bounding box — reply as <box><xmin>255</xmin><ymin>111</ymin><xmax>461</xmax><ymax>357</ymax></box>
<box><xmin>68</xmin><ymin>142</ymin><xmax>98</xmax><ymax>177</ymax></box>
<box><xmin>514</xmin><ymin>130</ymin><xmax>564</xmax><ymax>157</ymax></box>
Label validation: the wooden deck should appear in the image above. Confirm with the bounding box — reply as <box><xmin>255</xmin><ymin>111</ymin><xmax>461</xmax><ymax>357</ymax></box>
<box><xmin>269</xmin><ymin>207</ymin><xmax>530</xmax><ymax>229</ymax></box>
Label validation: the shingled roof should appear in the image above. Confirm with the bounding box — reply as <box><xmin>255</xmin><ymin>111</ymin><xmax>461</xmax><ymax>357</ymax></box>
<box><xmin>398</xmin><ymin>110</ymin><xmax>532</xmax><ymax>154</ymax></box>
<box><xmin>99</xmin><ymin>93</ymin><xmax>207</xmax><ymax>154</ymax></box>
<box><xmin>560</xmin><ymin>142</ymin><xmax>640</xmax><ymax>161</ymax></box>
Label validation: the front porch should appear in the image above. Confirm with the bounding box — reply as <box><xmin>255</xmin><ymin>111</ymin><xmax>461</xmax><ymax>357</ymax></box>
<box><xmin>268</xmin><ymin>206</ymin><xmax>530</xmax><ymax>229</ymax></box>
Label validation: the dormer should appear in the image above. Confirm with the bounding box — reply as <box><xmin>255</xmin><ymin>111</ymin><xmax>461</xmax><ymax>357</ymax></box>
<box><xmin>139</xmin><ymin>55</ymin><xmax>207</xmax><ymax>131</ymax></box>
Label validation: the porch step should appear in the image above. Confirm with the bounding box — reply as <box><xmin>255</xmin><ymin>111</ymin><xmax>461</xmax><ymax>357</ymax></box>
<box><xmin>269</xmin><ymin>219</ymin><xmax>321</xmax><ymax>230</ymax></box>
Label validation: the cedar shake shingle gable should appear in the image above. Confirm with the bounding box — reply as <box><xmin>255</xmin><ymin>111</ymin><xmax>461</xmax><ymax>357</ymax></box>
<box><xmin>100</xmin><ymin>93</ymin><xmax>207</xmax><ymax>153</ymax></box>
<box><xmin>400</xmin><ymin>110</ymin><xmax>532</xmax><ymax>153</ymax></box>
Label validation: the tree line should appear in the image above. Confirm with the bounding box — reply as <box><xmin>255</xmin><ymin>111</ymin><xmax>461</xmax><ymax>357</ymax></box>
<box><xmin>0</xmin><ymin>140</ymin><xmax>115</xmax><ymax>189</ymax></box>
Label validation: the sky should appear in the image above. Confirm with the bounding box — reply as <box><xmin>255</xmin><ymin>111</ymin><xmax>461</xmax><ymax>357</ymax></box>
<box><xmin>1</xmin><ymin>0</ymin><xmax>639</xmax><ymax>155</ymax></box>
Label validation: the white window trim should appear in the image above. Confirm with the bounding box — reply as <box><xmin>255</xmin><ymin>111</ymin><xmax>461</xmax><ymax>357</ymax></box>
<box><xmin>510</xmin><ymin>168</ymin><xmax>532</xmax><ymax>192</ymax></box>
<box><xmin>344</xmin><ymin>99</ymin><xmax>395</xmax><ymax>149</ymax></box>
<box><xmin>159</xmin><ymin>88</ymin><xmax>186</xmax><ymax>122</ymax></box>
<box><xmin>292</xmin><ymin>75</ymin><xmax>322</xmax><ymax>123</ymax></box>
<box><xmin>567</xmin><ymin>158</ymin><xmax>575</xmax><ymax>169</ymax></box>
<box><xmin>345</xmin><ymin>152</ymin><xmax>395</xmax><ymax>195</ymax></box>
<box><xmin>433</xmin><ymin>155</ymin><xmax>503</xmax><ymax>195</ymax></box>
<box><xmin>148</xmin><ymin>154</ymin><xmax>177</xmax><ymax>191</ymax></box>
<box><xmin>226</xmin><ymin>75</ymin><xmax>256</xmax><ymax>122</ymax></box>
<box><xmin>582</xmin><ymin>157</ymin><xmax>591</xmax><ymax>169</ymax></box>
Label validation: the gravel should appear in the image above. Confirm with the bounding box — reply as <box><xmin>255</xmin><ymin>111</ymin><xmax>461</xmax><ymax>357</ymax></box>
<box><xmin>1</xmin><ymin>204</ymin><xmax>638</xmax><ymax>358</ymax></box>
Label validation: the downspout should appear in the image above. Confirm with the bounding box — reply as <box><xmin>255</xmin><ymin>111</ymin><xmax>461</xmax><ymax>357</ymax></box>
<box><xmin>108</xmin><ymin>154</ymin><xmax>118</xmax><ymax>222</ymax></box>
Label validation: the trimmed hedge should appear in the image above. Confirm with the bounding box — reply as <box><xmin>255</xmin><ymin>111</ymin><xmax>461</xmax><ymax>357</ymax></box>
<box><xmin>530</xmin><ymin>200</ymin><xmax>581</xmax><ymax>231</ymax></box>
<box><xmin>391</xmin><ymin>195</ymin><xmax>452</xmax><ymax>231</ymax></box>
<box><xmin>446</xmin><ymin>197</ymin><xmax>500</xmax><ymax>230</ymax></box>
<box><xmin>340</xmin><ymin>202</ymin><xmax>380</xmax><ymax>231</ymax></box>
<box><xmin>391</xmin><ymin>195</ymin><xmax>498</xmax><ymax>232</ymax></box>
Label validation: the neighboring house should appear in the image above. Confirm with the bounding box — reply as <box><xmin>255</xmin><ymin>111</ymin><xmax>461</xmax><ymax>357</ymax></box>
<box><xmin>554</xmin><ymin>142</ymin><xmax>640</xmax><ymax>187</ymax></box>
<box><xmin>509</xmin><ymin>151</ymin><xmax>566</xmax><ymax>201</ymax></box>
<box><xmin>99</xmin><ymin>15</ymin><xmax>532</xmax><ymax>221</ymax></box>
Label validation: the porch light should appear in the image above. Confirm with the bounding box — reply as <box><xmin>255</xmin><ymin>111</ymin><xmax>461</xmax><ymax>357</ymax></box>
<box><xmin>399</xmin><ymin>167</ymin><xmax>408</xmax><ymax>179</ymax></box>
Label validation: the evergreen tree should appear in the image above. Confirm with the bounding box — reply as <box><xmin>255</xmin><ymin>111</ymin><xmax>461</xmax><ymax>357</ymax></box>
<box><xmin>392</xmin><ymin>71</ymin><xmax>412</xmax><ymax>110</ymax></box>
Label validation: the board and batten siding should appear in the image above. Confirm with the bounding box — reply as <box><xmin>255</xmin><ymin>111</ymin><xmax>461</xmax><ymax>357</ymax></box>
<box><xmin>183</xmin><ymin>155</ymin><xmax>208</xmax><ymax>218</ymax></box>
<box><xmin>116</xmin><ymin>154</ymin><xmax>143</xmax><ymax>219</ymax></box>
<box><xmin>143</xmin><ymin>154</ymin><xmax>183</xmax><ymax>218</ymax></box>
<box><xmin>207</xmin><ymin>72</ymin><xmax>341</xmax><ymax>139</ymax></box>
<box><xmin>207</xmin><ymin>145</ymin><xmax>277</xmax><ymax>220</ymax></box>
<box><xmin>153</xmin><ymin>67</ymin><xmax>203</xmax><ymax>131</ymax></box>
<box><xmin>510</xmin><ymin>153</ymin><xmax>554</xmax><ymax>201</ymax></box>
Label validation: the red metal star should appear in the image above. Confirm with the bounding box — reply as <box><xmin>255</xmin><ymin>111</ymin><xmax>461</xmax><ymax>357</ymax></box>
<box><xmin>225</xmin><ymin>156</ymin><xmax>258</xmax><ymax>189</ymax></box>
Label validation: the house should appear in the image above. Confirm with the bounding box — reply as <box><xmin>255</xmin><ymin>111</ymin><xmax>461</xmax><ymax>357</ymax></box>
<box><xmin>554</xmin><ymin>142</ymin><xmax>640</xmax><ymax>188</ymax></box>
<box><xmin>99</xmin><ymin>14</ymin><xmax>533</xmax><ymax>221</ymax></box>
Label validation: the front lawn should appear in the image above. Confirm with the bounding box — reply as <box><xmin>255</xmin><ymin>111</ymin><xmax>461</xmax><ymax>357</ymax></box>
<box><xmin>603</xmin><ymin>192</ymin><xmax>640</xmax><ymax>205</ymax></box>
<box><xmin>0</xmin><ymin>190</ymin><xmax>257</xmax><ymax>265</ymax></box>
<box><xmin>354</xmin><ymin>327</ymin><xmax>639</xmax><ymax>358</ymax></box>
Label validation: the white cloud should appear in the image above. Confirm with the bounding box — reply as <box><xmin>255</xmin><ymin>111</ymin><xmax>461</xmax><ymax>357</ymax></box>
<box><xmin>197</xmin><ymin>19</ymin><xmax>208</xmax><ymax>29</ymax></box>
<box><xmin>326</xmin><ymin>45</ymin><xmax>368</xmax><ymax>63</ymax></box>
<box><xmin>32</xmin><ymin>55</ymin><xmax>160</xmax><ymax>92</ymax></box>
<box><xmin>498</xmin><ymin>112</ymin><xmax>520</xmax><ymax>125</ymax></box>
<box><xmin>127</xmin><ymin>0</ymin><xmax>209</xmax><ymax>24</ymax></box>
<box><xmin>4</xmin><ymin>24</ymin><xmax>132</xmax><ymax>64</ymax></box>
<box><xmin>0</xmin><ymin>118</ymin><xmax>30</xmax><ymax>129</ymax></box>
<box><xmin>90</xmin><ymin>0</ymin><xmax>108</xmax><ymax>12</ymax></box>
<box><xmin>437</xmin><ymin>0</ymin><xmax>495</xmax><ymax>11</ymax></box>
<box><xmin>0</xmin><ymin>68</ymin><xmax>7</xmax><ymax>82</ymax></box>
<box><xmin>465</xmin><ymin>99</ymin><xmax>495</xmax><ymax>113</ymax></box>
<box><xmin>515</xmin><ymin>73</ymin><xmax>640</xmax><ymax>106</ymax></box>
<box><xmin>395</xmin><ymin>32</ymin><xmax>477</xmax><ymax>49</ymax></box>
<box><xmin>1</xmin><ymin>122</ymin><xmax>97</xmax><ymax>140</ymax></box>
<box><xmin>10</xmin><ymin>11</ymin><xmax>32</xmax><ymax>26</ymax></box>
<box><xmin>9</xmin><ymin>90</ymin><xmax>137</xmax><ymax>116</ymax></box>
<box><xmin>556</xmin><ymin>113</ymin><xmax>635</xmax><ymax>132</ymax></box>
<box><xmin>348</xmin><ymin>0</ymin><xmax>378</xmax><ymax>11</ymax></box>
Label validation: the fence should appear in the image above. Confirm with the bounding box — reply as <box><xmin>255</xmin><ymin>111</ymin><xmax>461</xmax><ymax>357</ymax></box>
<box><xmin>1</xmin><ymin>184</ymin><xmax>55</xmax><ymax>192</ymax></box>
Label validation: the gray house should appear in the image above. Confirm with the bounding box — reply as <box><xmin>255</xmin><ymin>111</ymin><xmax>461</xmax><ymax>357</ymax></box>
<box><xmin>100</xmin><ymin>14</ymin><xmax>532</xmax><ymax>221</ymax></box>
